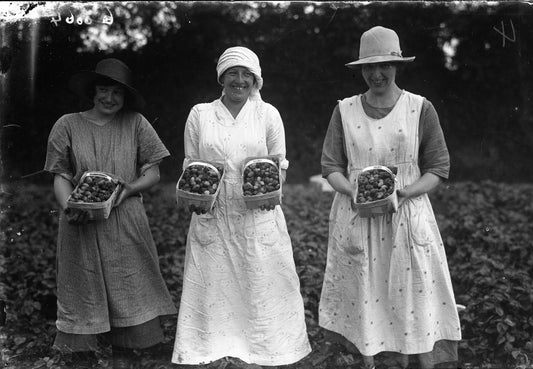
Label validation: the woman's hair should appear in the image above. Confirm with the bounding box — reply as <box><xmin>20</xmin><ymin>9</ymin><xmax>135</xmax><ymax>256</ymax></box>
<box><xmin>358</xmin><ymin>62</ymin><xmax>405</xmax><ymax>76</ymax></box>
<box><xmin>84</xmin><ymin>76</ymin><xmax>133</xmax><ymax>109</ymax></box>
<box><xmin>218</xmin><ymin>68</ymin><xmax>258</xmax><ymax>88</ymax></box>
<box><xmin>392</xmin><ymin>62</ymin><xmax>405</xmax><ymax>75</ymax></box>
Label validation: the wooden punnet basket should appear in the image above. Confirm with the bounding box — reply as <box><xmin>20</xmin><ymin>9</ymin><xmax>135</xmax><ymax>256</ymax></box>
<box><xmin>67</xmin><ymin>171</ymin><xmax>121</xmax><ymax>221</ymax></box>
<box><xmin>241</xmin><ymin>155</ymin><xmax>282</xmax><ymax>210</ymax></box>
<box><xmin>352</xmin><ymin>165</ymin><xmax>398</xmax><ymax>218</ymax></box>
<box><xmin>176</xmin><ymin>160</ymin><xmax>224</xmax><ymax>213</ymax></box>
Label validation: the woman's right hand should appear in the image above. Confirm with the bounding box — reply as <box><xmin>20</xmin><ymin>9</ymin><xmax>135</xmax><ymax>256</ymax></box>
<box><xmin>64</xmin><ymin>208</ymin><xmax>90</xmax><ymax>225</ymax></box>
<box><xmin>326</xmin><ymin>172</ymin><xmax>357</xmax><ymax>198</ymax></box>
<box><xmin>259</xmin><ymin>204</ymin><xmax>276</xmax><ymax>211</ymax></box>
<box><xmin>350</xmin><ymin>187</ymin><xmax>358</xmax><ymax>211</ymax></box>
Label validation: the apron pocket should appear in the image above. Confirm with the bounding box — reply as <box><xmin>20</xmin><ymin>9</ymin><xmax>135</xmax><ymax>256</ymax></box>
<box><xmin>331</xmin><ymin>215</ymin><xmax>364</xmax><ymax>255</ymax></box>
<box><xmin>244</xmin><ymin>210</ymin><xmax>280</xmax><ymax>246</ymax></box>
<box><xmin>192</xmin><ymin>214</ymin><xmax>218</xmax><ymax>247</ymax></box>
<box><xmin>407</xmin><ymin>198</ymin><xmax>434</xmax><ymax>247</ymax></box>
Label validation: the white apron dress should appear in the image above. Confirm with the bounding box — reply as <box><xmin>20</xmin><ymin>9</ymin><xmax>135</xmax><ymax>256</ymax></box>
<box><xmin>172</xmin><ymin>98</ymin><xmax>311</xmax><ymax>366</ymax></box>
<box><xmin>319</xmin><ymin>91</ymin><xmax>461</xmax><ymax>358</ymax></box>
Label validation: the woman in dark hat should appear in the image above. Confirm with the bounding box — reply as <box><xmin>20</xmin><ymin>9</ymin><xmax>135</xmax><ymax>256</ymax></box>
<box><xmin>319</xmin><ymin>27</ymin><xmax>461</xmax><ymax>368</ymax></box>
<box><xmin>44</xmin><ymin>58</ymin><xmax>177</xmax><ymax>368</ymax></box>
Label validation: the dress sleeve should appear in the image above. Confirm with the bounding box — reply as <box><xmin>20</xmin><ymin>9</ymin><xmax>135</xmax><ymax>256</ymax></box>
<box><xmin>418</xmin><ymin>99</ymin><xmax>450</xmax><ymax>180</ymax></box>
<box><xmin>137</xmin><ymin>114</ymin><xmax>170</xmax><ymax>174</ymax></box>
<box><xmin>265</xmin><ymin>104</ymin><xmax>289</xmax><ymax>170</ymax></box>
<box><xmin>321</xmin><ymin>104</ymin><xmax>348</xmax><ymax>178</ymax></box>
<box><xmin>43</xmin><ymin>116</ymin><xmax>74</xmax><ymax>182</ymax></box>
<box><xmin>183</xmin><ymin>106</ymin><xmax>200</xmax><ymax>170</ymax></box>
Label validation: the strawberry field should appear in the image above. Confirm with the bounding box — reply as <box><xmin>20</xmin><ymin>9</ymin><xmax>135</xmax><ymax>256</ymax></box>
<box><xmin>1</xmin><ymin>180</ymin><xmax>533</xmax><ymax>368</ymax></box>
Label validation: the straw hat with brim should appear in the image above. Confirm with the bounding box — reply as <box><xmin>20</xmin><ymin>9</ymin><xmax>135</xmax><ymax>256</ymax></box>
<box><xmin>68</xmin><ymin>58</ymin><xmax>145</xmax><ymax>110</ymax></box>
<box><xmin>346</xmin><ymin>26</ymin><xmax>415</xmax><ymax>68</ymax></box>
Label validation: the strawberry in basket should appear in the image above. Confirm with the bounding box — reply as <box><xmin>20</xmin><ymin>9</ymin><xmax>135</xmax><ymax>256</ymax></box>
<box><xmin>70</xmin><ymin>175</ymin><xmax>119</xmax><ymax>203</ymax></box>
<box><xmin>242</xmin><ymin>161</ymin><xmax>280</xmax><ymax>196</ymax></box>
<box><xmin>178</xmin><ymin>164</ymin><xmax>222</xmax><ymax>195</ymax></box>
<box><xmin>356</xmin><ymin>168</ymin><xmax>395</xmax><ymax>204</ymax></box>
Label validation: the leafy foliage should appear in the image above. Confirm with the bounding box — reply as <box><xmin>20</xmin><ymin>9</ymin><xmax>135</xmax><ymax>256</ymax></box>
<box><xmin>431</xmin><ymin>181</ymin><xmax>533</xmax><ymax>365</ymax></box>
<box><xmin>1</xmin><ymin>181</ymin><xmax>533</xmax><ymax>368</ymax></box>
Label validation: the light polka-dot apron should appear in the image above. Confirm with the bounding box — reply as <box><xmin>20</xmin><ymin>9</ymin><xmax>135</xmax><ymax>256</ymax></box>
<box><xmin>319</xmin><ymin>91</ymin><xmax>461</xmax><ymax>357</ymax></box>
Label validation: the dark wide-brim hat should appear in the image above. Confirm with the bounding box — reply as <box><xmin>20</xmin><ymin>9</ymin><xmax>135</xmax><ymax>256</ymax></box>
<box><xmin>68</xmin><ymin>58</ymin><xmax>146</xmax><ymax>110</ymax></box>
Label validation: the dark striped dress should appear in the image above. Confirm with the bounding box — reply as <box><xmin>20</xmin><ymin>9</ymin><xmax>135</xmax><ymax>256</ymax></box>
<box><xmin>44</xmin><ymin>111</ymin><xmax>176</xmax><ymax>349</ymax></box>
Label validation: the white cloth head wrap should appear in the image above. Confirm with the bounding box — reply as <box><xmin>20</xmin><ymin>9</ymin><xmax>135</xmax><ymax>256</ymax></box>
<box><xmin>216</xmin><ymin>46</ymin><xmax>263</xmax><ymax>101</ymax></box>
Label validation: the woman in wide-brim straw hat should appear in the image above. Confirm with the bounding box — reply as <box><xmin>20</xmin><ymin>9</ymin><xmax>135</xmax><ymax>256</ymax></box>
<box><xmin>44</xmin><ymin>58</ymin><xmax>177</xmax><ymax>368</ymax></box>
<box><xmin>319</xmin><ymin>26</ymin><xmax>462</xmax><ymax>368</ymax></box>
<box><xmin>172</xmin><ymin>46</ymin><xmax>311</xmax><ymax>367</ymax></box>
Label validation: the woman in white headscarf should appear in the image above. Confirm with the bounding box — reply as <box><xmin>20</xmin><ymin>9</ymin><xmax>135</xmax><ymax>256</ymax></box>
<box><xmin>172</xmin><ymin>46</ymin><xmax>311</xmax><ymax>367</ymax></box>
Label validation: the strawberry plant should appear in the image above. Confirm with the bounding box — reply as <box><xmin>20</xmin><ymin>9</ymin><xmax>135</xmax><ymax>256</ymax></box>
<box><xmin>431</xmin><ymin>181</ymin><xmax>533</xmax><ymax>365</ymax></box>
<box><xmin>2</xmin><ymin>180</ymin><xmax>533</xmax><ymax>368</ymax></box>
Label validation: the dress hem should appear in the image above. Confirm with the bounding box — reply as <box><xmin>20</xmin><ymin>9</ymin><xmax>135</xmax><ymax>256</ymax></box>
<box><xmin>171</xmin><ymin>346</ymin><xmax>312</xmax><ymax>366</ymax></box>
<box><xmin>110</xmin><ymin>307</ymin><xmax>177</xmax><ymax>327</ymax></box>
<box><xmin>57</xmin><ymin>307</ymin><xmax>177</xmax><ymax>334</ymax></box>
<box><xmin>319</xmin><ymin>324</ymin><xmax>460</xmax><ymax>358</ymax></box>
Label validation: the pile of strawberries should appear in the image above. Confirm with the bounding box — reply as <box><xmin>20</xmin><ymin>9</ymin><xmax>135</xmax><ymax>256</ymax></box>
<box><xmin>178</xmin><ymin>164</ymin><xmax>223</xmax><ymax>195</ymax></box>
<box><xmin>70</xmin><ymin>175</ymin><xmax>118</xmax><ymax>203</ymax></box>
<box><xmin>356</xmin><ymin>169</ymin><xmax>395</xmax><ymax>203</ymax></box>
<box><xmin>242</xmin><ymin>161</ymin><xmax>280</xmax><ymax>196</ymax></box>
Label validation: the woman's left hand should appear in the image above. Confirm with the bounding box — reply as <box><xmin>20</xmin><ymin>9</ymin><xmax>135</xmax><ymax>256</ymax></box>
<box><xmin>112</xmin><ymin>165</ymin><xmax>162</xmax><ymax>208</ymax></box>
<box><xmin>396</xmin><ymin>188</ymin><xmax>410</xmax><ymax>208</ymax></box>
<box><xmin>114</xmin><ymin>182</ymin><xmax>131</xmax><ymax>207</ymax></box>
<box><xmin>280</xmin><ymin>169</ymin><xmax>287</xmax><ymax>184</ymax></box>
<box><xmin>396</xmin><ymin>173</ymin><xmax>443</xmax><ymax>208</ymax></box>
<box><xmin>64</xmin><ymin>207</ymin><xmax>90</xmax><ymax>225</ymax></box>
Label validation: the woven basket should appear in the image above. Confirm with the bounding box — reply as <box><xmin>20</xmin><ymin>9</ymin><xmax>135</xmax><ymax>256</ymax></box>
<box><xmin>241</xmin><ymin>156</ymin><xmax>282</xmax><ymax>210</ymax></box>
<box><xmin>176</xmin><ymin>160</ymin><xmax>224</xmax><ymax>213</ymax></box>
<box><xmin>352</xmin><ymin>165</ymin><xmax>398</xmax><ymax>218</ymax></box>
<box><xmin>67</xmin><ymin>171</ymin><xmax>120</xmax><ymax>220</ymax></box>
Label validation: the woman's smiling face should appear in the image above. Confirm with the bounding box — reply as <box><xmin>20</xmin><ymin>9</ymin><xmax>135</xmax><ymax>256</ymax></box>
<box><xmin>361</xmin><ymin>62</ymin><xmax>397</xmax><ymax>95</ymax></box>
<box><xmin>93</xmin><ymin>84</ymin><xmax>125</xmax><ymax>117</ymax></box>
<box><xmin>221</xmin><ymin>66</ymin><xmax>255</xmax><ymax>104</ymax></box>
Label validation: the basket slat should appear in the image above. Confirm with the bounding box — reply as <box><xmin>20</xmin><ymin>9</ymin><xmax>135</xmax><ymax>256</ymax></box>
<box><xmin>67</xmin><ymin>171</ymin><xmax>120</xmax><ymax>220</ymax></box>
<box><xmin>241</xmin><ymin>155</ymin><xmax>282</xmax><ymax>210</ymax></box>
<box><xmin>176</xmin><ymin>160</ymin><xmax>225</xmax><ymax>213</ymax></box>
<box><xmin>352</xmin><ymin>165</ymin><xmax>398</xmax><ymax>218</ymax></box>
